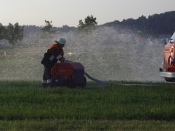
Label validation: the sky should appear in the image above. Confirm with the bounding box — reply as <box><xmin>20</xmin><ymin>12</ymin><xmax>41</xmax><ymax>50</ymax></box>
<box><xmin>0</xmin><ymin>0</ymin><xmax>174</xmax><ymax>27</ymax></box>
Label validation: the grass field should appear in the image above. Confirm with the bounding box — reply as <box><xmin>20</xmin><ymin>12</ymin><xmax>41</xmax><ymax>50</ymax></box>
<box><xmin>0</xmin><ymin>80</ymin><xmax>175</xmax><ymax>131</ymax></box>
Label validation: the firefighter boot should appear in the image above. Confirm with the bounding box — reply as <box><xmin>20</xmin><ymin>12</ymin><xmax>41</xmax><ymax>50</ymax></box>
<box><xmin>42</xmin><ymin>80</ymin><xmax>47</xmax><ymax>88</ymax></box>
<box><xmin>42</xmin><ymin>83</ymin><xmax>48</xmax><ymax>88</ymax></box>
<box><xmin>47</xmin><ymin>79</ymin><xmax>53</xmax><ymax>88</ymax></box>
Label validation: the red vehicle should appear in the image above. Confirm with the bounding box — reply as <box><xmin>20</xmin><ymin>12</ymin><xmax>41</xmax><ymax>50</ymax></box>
<box><xmin>51</xmin><ymin>62</ymin><xmax>86</xmax><ymax>87</ymax></box>
<box><xmin>160</xmin><ymin>32</ymin><xmax>175</xmax><ymax>82</ymax></box>
<box><xmin>50</xmin><ymin>61</ymin><xmax>108</xmax><ymax>88</ymax></box>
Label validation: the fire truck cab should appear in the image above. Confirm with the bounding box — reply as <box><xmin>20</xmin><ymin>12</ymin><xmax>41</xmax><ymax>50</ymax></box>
<box><xmin>160</xmin><ymin>32</ymin><xmax>175</xmax><ymax>82</ymax></box>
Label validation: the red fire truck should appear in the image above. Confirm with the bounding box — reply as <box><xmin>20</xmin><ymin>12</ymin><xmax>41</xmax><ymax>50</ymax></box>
<box><xmin>160</xmin><ymin>32</ymin><xmax>175</xmax><ymax>82</ymax></box>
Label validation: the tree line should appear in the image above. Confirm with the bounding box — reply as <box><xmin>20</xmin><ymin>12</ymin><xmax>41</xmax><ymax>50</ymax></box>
<box><xmin>0</xmin><ymin>23</ymin><xmax>24</xmax><ymax>45</ymax></box>
<box><xmin>104</xmin><ymin>11</ymin><xmax>175</xmax><ymax>36</ymax></box>
<box><xmin>0</xmin><ymin>11</ymin><xmax>175</xmax><ymax>45</ymax></box>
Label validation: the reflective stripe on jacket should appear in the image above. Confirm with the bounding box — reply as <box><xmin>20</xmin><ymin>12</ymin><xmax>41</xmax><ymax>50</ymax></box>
<box><xmin>41</xmin><ymin>44</ymin><xmax>64</xmax><ymax>69</ymax></box>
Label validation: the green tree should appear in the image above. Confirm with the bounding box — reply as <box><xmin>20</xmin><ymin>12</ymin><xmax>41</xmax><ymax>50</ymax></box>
<box><xmin>78</xmin><ymin>15</ymin><xmax>98</xmax><ymax>32</ymax></box>
<box><xmin>135</xmin><ymin>15</ymin><xmax>148</xmax><ymax>31</ymax></box>
<box><xmin>0</xmin><ymin>23</ymin><xmax>5</xmax><ymax>40</ymax></box>
<box><xmin>3</xmin><ymin>23</ymin><xmax>24</xmax><ymax>45</ymax></box>
<box><xmin>42</xmin><ymin>20</ymin><xmax>55</xmax><ymax>33</ymax></box>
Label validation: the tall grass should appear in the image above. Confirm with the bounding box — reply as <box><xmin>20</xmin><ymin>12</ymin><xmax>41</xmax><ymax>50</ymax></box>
<box><xmin>0</xmin><ymin>81</ymin><xmax>175</xmax><ymax>130</ymax></box>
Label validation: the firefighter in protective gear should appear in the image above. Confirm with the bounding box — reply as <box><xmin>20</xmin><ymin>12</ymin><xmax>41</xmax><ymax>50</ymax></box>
<box><xmin>41</xmin><ymin>38</ymin><xmax>66</xmax><ymax>87</ymax></box>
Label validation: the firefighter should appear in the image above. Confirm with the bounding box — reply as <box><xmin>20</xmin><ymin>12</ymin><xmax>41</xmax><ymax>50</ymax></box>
<box><xmin>41</xmin><ymin>38</ymin><xmax>66</xmax><ymax>87</ymax></box>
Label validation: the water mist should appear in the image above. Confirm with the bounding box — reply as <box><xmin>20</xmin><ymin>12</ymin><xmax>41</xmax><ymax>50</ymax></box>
<box><xmin>0</xmin><ymin>26</ymin><xmax>165</xmax><ymax>82</ymax></box>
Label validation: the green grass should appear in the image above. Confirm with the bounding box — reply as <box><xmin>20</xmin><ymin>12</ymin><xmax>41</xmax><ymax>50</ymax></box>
<box><xmin>0</xmin><ymin>80</ymin><xmax>175</xmax><ymax>131</ymax></box>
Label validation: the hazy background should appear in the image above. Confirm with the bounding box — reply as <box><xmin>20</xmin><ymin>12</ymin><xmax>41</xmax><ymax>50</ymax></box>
<box><xmin>0</xmin><ymin>0</ymin><xmax>174</xmax><ymax>27</ymax></box>
<box><xmin>0</xmin><ymin>0</ymin><xmax>173</xmax><ymax>82</ymax></box>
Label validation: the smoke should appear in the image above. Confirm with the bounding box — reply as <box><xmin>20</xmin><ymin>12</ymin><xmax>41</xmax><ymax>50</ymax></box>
<box><xmin>0</xmin><ymin>26</ymin><xmax>165</xmax><ymax>82</ymax></box>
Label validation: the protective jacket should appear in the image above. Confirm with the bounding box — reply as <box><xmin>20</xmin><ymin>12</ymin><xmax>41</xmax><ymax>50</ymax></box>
<box><xmin>41</xmin><ymin>44</ymin><xmax>64</xmax><ymax>69</ymax></box>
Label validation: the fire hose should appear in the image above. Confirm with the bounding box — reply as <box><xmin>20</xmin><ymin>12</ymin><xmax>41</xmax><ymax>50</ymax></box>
<box><xmin>64</xmin><ymin>60</ymin><xmax>109</xmax><ymax>84</ymax></box>
<box><xmin>84</xmin><ymin>72</ymin><xmax>109</xmax><ymax>84</ymax></box>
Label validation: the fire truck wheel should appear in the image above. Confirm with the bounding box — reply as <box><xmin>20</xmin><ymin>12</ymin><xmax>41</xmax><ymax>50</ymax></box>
<box><xmin>165</xmin><ymin>77</ymin><xmax>175</xmax><ymax>82</ymax></box>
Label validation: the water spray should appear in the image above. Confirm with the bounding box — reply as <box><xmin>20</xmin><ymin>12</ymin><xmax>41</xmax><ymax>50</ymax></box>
<box><xmin>0</xmin><ymin>26</ymin><xmax>166</xmax><ymax>83</ymax></box>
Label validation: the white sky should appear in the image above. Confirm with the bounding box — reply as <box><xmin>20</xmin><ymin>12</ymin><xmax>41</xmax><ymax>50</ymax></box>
<box><xmin>0</xmin><ymin>0</ymin><xmax>174</xmax><ymax>27</ymax></box>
